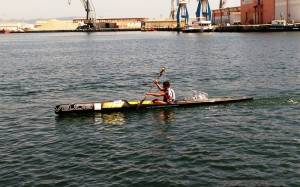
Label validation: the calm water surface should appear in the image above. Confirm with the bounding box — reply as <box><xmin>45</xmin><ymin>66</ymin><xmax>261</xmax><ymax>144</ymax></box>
<box><xmin>1</xmin><ymin>32</ymin><xmax>300</xmax><ymax>186</ymax></box>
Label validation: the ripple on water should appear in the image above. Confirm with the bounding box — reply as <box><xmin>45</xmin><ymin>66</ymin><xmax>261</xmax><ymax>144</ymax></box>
<box><xmin>1</xmin><ymin>32</ymin><xmax>300</xmax><ymax>186</ymax></box>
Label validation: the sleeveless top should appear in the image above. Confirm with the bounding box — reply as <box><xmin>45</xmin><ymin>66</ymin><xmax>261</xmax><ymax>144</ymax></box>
<box><xmin>163</xmin><ymin>88</ymin><xmax>176</xmax><ymax>103</ymax></box>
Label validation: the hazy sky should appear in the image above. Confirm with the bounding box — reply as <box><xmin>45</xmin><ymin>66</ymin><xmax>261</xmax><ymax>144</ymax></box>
<box><xmin>1</xmin><ymin>0</ymin><xmax>239</xmax><ymax>20</ymax></box>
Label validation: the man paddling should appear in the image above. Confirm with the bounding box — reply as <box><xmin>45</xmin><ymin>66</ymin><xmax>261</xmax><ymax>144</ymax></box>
<box><xmin>146</xmin><ymin>80</ymin><xmax>176</xmax><ymax>104</ymax></box>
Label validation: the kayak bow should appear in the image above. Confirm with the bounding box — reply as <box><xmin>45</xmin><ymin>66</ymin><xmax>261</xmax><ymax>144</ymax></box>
<box><xmin>54</xmin><ymin>97</ymin><xmax>253</xmax><ymax>115</ymax></box>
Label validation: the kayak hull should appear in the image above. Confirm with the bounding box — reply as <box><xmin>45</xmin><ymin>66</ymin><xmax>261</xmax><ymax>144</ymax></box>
<box><xmin>54</xmin><ymin>97</ymin><xmax>253</xmax><ymax>115</ymax></box>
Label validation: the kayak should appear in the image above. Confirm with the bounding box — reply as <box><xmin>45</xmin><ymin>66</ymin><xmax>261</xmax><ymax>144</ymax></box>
<box><xmin>54</xmin><ymin>97</ymin><xmax>253</xmax><ymax>115</ymax></box>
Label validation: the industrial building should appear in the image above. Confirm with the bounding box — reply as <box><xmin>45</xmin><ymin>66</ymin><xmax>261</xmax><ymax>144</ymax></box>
<box><xmin>240</xmin><ymin>0</ymin><xmax>300</xmax><ymax>24</ymax></box>
<box><xmin>97</xmin><ymin>18</ymin><xmax>145</xmax><ymax>29</ymax></box>
<box><xmin>35</xmin><ymin>19</ymin><xmax>78</xmax><ymax>30</ymax></box>
<box><xmin>212</xmin><ymin>7</ymin><xmax>241</xmax><ymax>25</ymax></box>
<box><xmin>0</xmin><ymin>22</ymin><xmax>22</xmax><ymax>31</ymax></box>
<box><xmin>142</xmin><ymin>20</ymin><xmax>183</xmax><ymax>29</ymax></box>
<box><xmin>73</xmin><ymin>18</ymin><xmax>147</xmax><ymax>29</ymax></box>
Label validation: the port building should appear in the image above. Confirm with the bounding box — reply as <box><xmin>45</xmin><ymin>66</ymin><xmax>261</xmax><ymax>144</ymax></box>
<box><xmin>212</xmin><ymin>7</ymin><xmax>241</xmax><ymax>25</ymax></box>
<box><xmin>0</xmin><ymin>22</ymin><xmax>22</xmax><ymax>31</ymax></box>
<box><xmin>240</xmin><ymin>0</ymin><xmax>300</xmax><ymax>24</ymax></box>
<box><xmin>35</xmin><ymin>19</ymin><xmax>78</xmax><ymax>30</ymax></box>
<box><xmin>75</xmin><ymin>18</ymin><xmax>179</xmax><ymax>30</ymax></box>
<box><xmin>73</xmin><ymin>18</ymin><xmax>147</xmax><ymax>29</ymax></box>
<box><xmin>33</xmin><ymin>18</ymin><xmax>148</xmax><ymax>31</ymax></box>
<box><xmin>142</xmin><ymin>20</ymin><xmax>183</xmax><ymax>29</ymax></box>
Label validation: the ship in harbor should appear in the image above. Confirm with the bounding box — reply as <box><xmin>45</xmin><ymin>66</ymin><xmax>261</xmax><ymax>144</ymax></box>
<box><xmin>182</xmin><ymin>20</ymin><xmax>214</xmax><ymax>33</ymax></box>
<box><xmin>182</xmin><ymin>0</ymin><xmax>213</xmax><ymax>33</ymax></box>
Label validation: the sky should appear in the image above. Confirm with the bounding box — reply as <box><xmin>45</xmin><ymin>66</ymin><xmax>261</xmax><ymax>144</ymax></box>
<box><xmin>1</xmin><ymin>0</ymin><xmax>240</xmax><ymax>20</ymax></box>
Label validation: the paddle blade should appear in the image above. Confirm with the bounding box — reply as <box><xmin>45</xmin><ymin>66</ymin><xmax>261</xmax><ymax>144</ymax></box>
<box><xmin>159</xmin><ymin>67</ymin><xmax>166</xmax><ymax>76</ymax></box>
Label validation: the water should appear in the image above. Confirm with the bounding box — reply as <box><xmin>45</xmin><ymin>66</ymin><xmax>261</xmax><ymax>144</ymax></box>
<box><xmin>1</xmin><ymin>31</ymin><xmax>300</xmax><ymax>186</ymax></box>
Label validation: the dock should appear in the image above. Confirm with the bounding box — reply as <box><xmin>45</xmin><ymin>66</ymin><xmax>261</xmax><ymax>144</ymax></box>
<box><xmin>6</xmin><ymin>24</ymin><xmax>300</xmax><ymax>33</ymax></box>
<box><xmin>214</xmin><ymin>24</ymin><xmax>300</xmax><ymax>32</ymax></box>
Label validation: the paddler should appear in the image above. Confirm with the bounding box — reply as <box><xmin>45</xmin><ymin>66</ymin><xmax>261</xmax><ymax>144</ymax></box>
<box><xmin>146</xmin><ymin>80</ymin><xmax>176</xmax><ymax>104</ymax></box>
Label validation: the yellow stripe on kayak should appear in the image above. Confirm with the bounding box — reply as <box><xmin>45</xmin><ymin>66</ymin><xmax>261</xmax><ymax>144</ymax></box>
<box><xmin>102</xmin><ymin>100</ymin><xmax>124</xmax><ymax>108</ymax></box>
<box><xmin>129</xmin><ymin>101</ymin><xmax>152</xmax><ymax>105</ymax></box>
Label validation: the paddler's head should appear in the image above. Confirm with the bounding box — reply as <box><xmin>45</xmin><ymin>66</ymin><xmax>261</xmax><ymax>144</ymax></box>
<box><xmin>163</xmin><ymin>81</ymin><xmax>170</xmax><ymax>90</ymax></box>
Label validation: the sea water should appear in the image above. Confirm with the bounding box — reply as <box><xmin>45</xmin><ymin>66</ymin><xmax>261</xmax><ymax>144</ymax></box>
<box><xmin>1</xmin><ymin>32</ymin><xmax>299</xmax><ymax>186</ymax></box>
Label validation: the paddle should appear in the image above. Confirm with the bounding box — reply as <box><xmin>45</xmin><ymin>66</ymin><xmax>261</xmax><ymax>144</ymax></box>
<box><xmin>137</xmin><ymin>67</ymin><xmax>166</xmax><ymax>109</ymax></box>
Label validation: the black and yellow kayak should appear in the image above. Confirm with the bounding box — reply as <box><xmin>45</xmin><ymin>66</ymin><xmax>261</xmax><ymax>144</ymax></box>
<box><xmin>54</xmin><ymin>97</ymin><xmax>253</xmax><ymax>115</ymax></box>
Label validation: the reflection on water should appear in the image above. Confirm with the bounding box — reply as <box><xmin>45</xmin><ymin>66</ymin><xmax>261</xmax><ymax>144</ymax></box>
<box><xmin>55</xmin><ymin>109</ymin><xmax>175</xmax><ymax>132</ymax></box>
<box><xmin>96</xmin><ymin>109</ymin><xmax>176</xmax><ymax>126</ymax></box>
<box><xmin>94</xmin><ymin>113</ymin><xmax>125</xmax><ymax>125</ymax></box>
<box><xmin>156</xmin><ymin>110</ymin><xmax>175</xmax><ymax>125</ymax></box>
<box><xmin>55</xmin><ymin>112</ymin><xmax>126</xmax><ymax>127</ymax></box>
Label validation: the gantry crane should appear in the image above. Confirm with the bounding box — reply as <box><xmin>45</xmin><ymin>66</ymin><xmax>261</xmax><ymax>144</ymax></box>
<box><xmin>176</xmin><ymin>0</ymin><xmax>190</xmax><ymax>27</ymax></box>
<box><xmin>196</xmin><ymin>0</ymin><xmax>212</xmax><ymax>21</ymax></box>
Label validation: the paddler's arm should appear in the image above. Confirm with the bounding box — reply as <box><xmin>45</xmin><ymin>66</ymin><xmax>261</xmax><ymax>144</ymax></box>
<box><xmin>153</xmin><ymin>80</ymin><xmax>164</xmax><ymax>91</ymax></box>
<box><xmin>146</xmin><ymin>91</ymin><xmax>165</xmax><ymax>97</ymax></box>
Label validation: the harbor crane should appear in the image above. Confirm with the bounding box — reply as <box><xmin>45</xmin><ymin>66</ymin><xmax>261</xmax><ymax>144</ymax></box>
<box><xmin>169</xmin><ymin>0</ymin><xmax>176</xmax><ymax>20</ymax></box>
<box><xmin>68</xmin><ymin>0</ymin><xmax>96</xmax><ymax>28</ymax></box>
<box><xmin>196</xmin><ymin>0</ymin><xmax>212</xmax><ymax>21</ymax></box>
<box><xmin>219</xmin><ymin>0</ymin><xmax>227</xmax><ymax>9</ymax></box>
<box><xmin>176</xmin><ymin>0</ymin><xmax>190</xmax><ymax>27</ymax></box>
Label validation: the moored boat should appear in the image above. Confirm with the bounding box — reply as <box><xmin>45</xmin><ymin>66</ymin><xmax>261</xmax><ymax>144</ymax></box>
<box><xmin>54</xmin><ymin>97</ymin><xmax>253</xmax><ymax>115</ymax></box>
<box><xmin>270</xmin><ymin>19</ymin><xmax>299</xmax><ymax>31</ymax></box>
<box><xmin>182</xmin><ymin>20</ymin><xmax>214</xmax><ymax>33</ymax></box>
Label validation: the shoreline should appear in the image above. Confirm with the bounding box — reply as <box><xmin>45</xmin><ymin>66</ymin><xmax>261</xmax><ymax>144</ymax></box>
<box><xmin>7</xmin><ymin>24</ymin><xmax>300</xmax><ymax>33</ymax></box>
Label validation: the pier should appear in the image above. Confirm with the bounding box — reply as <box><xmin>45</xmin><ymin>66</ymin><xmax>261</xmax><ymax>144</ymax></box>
<box><xmin>21</xmin><ymin>23</ymin><xmax>300</xmax><ymax>33</ymax></box>
<box><xmin>214</xmin><ymin>24</ymin><xmax>300</xmax><ymax>32</ymax></box>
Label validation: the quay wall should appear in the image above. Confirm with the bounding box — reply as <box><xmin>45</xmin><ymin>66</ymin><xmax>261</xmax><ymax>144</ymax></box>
<box><xmin>215</xmin><ymin>24</ymin><xmax>300</xmax><ymax>32</ymax></box>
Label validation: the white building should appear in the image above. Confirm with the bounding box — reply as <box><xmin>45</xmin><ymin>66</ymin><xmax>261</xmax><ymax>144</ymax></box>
<box><xmin>0</xmin><ymin>22</ymin><xmax>34</xmax><ymax>31</ymax></box>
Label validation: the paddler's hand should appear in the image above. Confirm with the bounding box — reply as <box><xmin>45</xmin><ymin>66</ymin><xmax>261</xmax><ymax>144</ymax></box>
<box><xmin>153</xmin><ymin>80</ymin><xmax>158</xmax><ymax>84</ymax></box>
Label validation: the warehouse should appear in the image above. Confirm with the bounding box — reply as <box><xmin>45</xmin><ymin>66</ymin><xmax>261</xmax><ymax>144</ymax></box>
<box><xmin>241</xmin><ymin>0</ymin><xmax>300</xmax><ymax>24</ymax></box>
<box><xmin>212</xmin><ymin>7</ymin><xmax>241</xmax><ymax>25</ymax></box>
